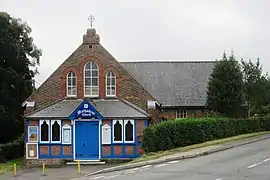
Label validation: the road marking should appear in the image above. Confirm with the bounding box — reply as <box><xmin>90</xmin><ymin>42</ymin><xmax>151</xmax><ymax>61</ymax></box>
<box><xmin>216</xmin><ymin>178</ymin><xmax>223</xmax><ymax>180</ymax></box>
<box><xmin>168</xmin><ymin>160</ymin><xmax>179</xmax><ymax>164</ymax></box>
<box><xmin>247</xmin><ymin>157</ymin><xmax>270</xmax><ymax>169</ymax></box>
<box><xmin>104</xmin><ymin>175</ymin><xmax>120</xmax><ymax>179</ymax></box>
<box><xmin>155</xmin><ymin>163</ymin><xmax>168</xmax><ymax>168</ymax></box>
<box><xmin>141</xmin><ymin>165</ymin><xmax>152</xmax><ymax>168</ymax></box>
<box><xmin>90</xmin><ymin>176</ymin><xmax>105</xmax><ymax>179</ymax></box>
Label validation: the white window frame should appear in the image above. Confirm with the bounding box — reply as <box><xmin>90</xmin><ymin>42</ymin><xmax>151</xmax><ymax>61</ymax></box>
<box><xmin>66</xmin><ymin>72</ymin><xmax>77</xmax><ymax>97</ymax></box>
<box><xmin>51</xmin><ymin>120</ymin><xmax>61</xmax><ymax>143</ymax></box>
<box><xmin>176</xmin><ymin>109</ymin><xmax>187</xmax><ymax>118</ymax></box>
<box><xmin>84</xmin><ymin>62</ymin><xmax>99</xmax><ymax>97</ymax></box>
<box><xmin>112</xmin><ymin>120</ymin><xmax>123</xmax><ymax>143</ymax></box>
<box><xmin>28</xmin><ymin>126</ymin><xmax>38</xmax><ymax>143</ymax></box>
<box><xmin>39</xmin><ymin>120</ymin><xmax>50</xmax><ymax>143</ymax></box>
<box><xmin>124</xmin><ymin>119</ymin><xmax>135</xmax><ymax>143</ymax></box>
<box><xmin>106</xmin><ymin>72</ymin><xmax>116</xmax><ymax>97</ymax></box>
<box><xmin>62</xmin><ymin>124</ymin><xmax>72</xmax><ymax>144</ymax></box>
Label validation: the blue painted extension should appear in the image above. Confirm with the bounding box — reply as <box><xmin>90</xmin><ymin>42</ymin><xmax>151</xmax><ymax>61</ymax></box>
<box><xmin>75</xmin><ymin>121</ymin><xmax>99</xmax><ymax>160</ymax></box>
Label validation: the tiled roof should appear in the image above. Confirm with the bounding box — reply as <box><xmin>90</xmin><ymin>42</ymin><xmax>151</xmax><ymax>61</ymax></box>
<box><xmin>26</xmin><ymin>99</ymin><xmax>148</xmax><ymax>119</ymax></box>
<box><xmin>121</xmin><ymin>61</ymin><xmax>215</xmax><ymax>107</ymax></box>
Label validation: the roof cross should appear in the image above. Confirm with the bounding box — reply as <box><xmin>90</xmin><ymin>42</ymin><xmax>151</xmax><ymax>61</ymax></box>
<box><xmin>88</xmin><ymin>15</ymin><xmax>95</xmax><ymax>28</ymax></box>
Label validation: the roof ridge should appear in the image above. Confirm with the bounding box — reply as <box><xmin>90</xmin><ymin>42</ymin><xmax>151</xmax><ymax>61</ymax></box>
<box><xmin>120</xmin><ymin>60</ymin><xmax>216</xmax><ymax>63</ymax></box>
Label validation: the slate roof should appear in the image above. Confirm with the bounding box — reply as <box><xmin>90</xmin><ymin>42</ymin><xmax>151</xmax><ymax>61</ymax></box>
<box><xmin>120</xmin><ymin>61</ymin><xmax>215</xmax><ymax>107</ymax></box>
<box><xmin>26</xmin><ymin>99</ymin><xmax>148</xmax><ymax>119</ymax></box>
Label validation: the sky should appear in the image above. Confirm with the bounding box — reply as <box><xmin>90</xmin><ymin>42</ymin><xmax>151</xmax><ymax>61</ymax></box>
<box><xmin>1</xmin><ymin>0</ymin><xmax>270</xmax><ymax>86</ymax></box>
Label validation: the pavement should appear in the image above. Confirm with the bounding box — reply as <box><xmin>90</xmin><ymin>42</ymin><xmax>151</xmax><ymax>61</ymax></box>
<box><xmin>78</xmin><ymin>135</ymin><xmax>270</xmax><ymax>180</ymax></box>
<box><xmin>1</xmin><ymin>134</ymin><xmax>270</xmax><ymax>180</ymax></box>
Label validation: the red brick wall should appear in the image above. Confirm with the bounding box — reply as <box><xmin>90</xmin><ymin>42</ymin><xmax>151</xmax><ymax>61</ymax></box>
<box><xmin>29</xmin><ymin>120</ymin><xmax>38</xmax><ymax>126</ymax></box>
<box><xmin>51</xmin><ymin>146</ymin><xmax>61</xmax><ymax>156</ymax></box>
<box><xmin>160</xmin><ymin>108</ymin><xmax>207</xmax><ymax>119</ymax></box>
<box><xmin>102</xmin><ymin>145</ymin><xmax>111</xmax><ymax>156</ymax></box>
<box><xmin>113</xmin><ymin>146</ymin><xmax>122</xmax><ymax>156</ymax></box>
<box><xmin>40</xmin><ymin>146</ymin><xmax>49</xmax><ymax>155</ymax></box>
<box><xmin>102</xmin><ymin>120</ymin><xmax>111</xmax><ymax>125</ymax></box>
<box><xmin>125</xmin><ymin>146</ymin><xmax>134</xmax><ymax>155</ymax></box>
<box><xmin>63</xmin><ymin>146</ymin><xmax>72</xmax><ymax>155</ymax></box>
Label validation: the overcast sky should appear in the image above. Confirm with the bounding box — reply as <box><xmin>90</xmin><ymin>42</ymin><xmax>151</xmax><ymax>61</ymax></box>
<box><xmin>1</xmin><ymin>0</ymin><xmax>270</xmax><ymax>86</ymax></box>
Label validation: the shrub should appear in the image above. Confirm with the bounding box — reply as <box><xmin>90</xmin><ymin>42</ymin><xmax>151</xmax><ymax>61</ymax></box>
<box><xmin>0</xmin><ymin>134</ymin><xmax>24</xmax><ymax>162</ymax></box>
<box><xmin>142</xmin><ymin>117</ymin><xmax>270</xmax><ymax>153</ymax></box>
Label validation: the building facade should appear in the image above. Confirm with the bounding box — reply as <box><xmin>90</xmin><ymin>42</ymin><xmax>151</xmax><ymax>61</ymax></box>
<box><xmin>23</xmin><ymin>27</ymin><xmax>214</xmax><ymax>167</ymax></box>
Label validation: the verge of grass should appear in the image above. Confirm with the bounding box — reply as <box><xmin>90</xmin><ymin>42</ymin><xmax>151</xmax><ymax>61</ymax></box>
<box><xmin>0</xmin><ymin>158</ymin><xmax>24</xmax><ymax>175</ymax></box>
<box><xmin>129</xmin><ymin>131</ymin><xmax>270</xmax><ymax>164</ymax></box>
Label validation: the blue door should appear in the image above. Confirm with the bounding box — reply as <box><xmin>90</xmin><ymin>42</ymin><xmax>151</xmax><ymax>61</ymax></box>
<box><xmin>75</xmin><ymin>121</ymin><xmax>99</xmax><ymax>160</ymax></box>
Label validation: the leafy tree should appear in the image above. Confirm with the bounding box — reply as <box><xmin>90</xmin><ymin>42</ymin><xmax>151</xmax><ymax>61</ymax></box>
<box><xmin>241</xmin><ymin>58</ymin><xmax>269</xmax><ymax>116</ymax></box>
<box><xmin>0</xmin><ymin>12</ymin><xmax>41</xmax><ymax>143</ymax></box>
<box><xmin>207</xmin><ymin>52</ymin><xmax>244</xmax><ymax>117</ymax></box>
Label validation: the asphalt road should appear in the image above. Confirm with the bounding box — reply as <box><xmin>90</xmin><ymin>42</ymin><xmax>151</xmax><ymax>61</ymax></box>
<box><xmin>84</xmin><ymin>138</ymin><xmax>270</xmax><ymax>180</ymax></box>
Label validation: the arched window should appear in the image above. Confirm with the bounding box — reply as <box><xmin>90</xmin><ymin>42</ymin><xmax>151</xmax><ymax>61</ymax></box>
<box><xmin>40</xmin><ymin>120</ymin><xmax>49</xmax><ymax>143</ymax></box>
<box><xmin>51</xmin><ymin>120</ymin><xmax>61</xmax><ymax>142</ymax></box>
<box><xmin>113</xmin><ymin>120</ymin><xmax>123</xmax><ymax>143</ymax></box>
<box><xmin>67</xmin><ymin>72</ymin><xmax>77</xmax><ymax>97</ymax></box>
<box><xmin>124</xmin><ymin>120</ymin><xmax>134</xmax><ymax>143</ymax></box>
<box><xmin>84</xmin><ymin>62</ymin><xmax>99</xmax><ymax>96</ymax></box>
<box><xmin>106</xmin><ymin>72</ymin><xmax>116</xmax><ymax>96</ymax></box>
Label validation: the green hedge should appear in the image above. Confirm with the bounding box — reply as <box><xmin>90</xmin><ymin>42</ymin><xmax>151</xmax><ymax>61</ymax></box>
<box><xmin>142</xmin><ymin>117</ymin><xmax>270</xmax><ymax>153</ymax></box>
<box><xmin>0</xmin><ymin>134</ymin><xmax>24</xmax><ymax>162</ymax></box>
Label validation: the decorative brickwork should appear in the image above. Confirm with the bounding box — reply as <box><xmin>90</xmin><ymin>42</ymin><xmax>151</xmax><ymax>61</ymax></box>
<box><xmin>125</xmin><ymin>146</ymin><xmax>134</xmax><ymax>155</ymax></box>
<box><xmin>113</xmin><ymin>146</ymin><xmax>122</xmax><ymax>156</ymax></box>
<box><xmin>40</xmin><ymin>145</ymin><xmax>49</xmax><ymax>155</ymax></box>
<box><xmin>63</xmin><ymin>146</ymin><xmax>72</xmax><ymax>155</ymax></box>
<box><xmin>102</xmin><ymin>145</ymin><xmax>111</xmax><ymax>155</ymax></box>
<box><xmin>51</xmin><ymin>146</ymin><xmax>61</xmax><ymax>155</ymax></box>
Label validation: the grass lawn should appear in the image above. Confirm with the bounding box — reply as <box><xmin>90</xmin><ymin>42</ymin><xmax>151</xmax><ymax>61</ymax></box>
<box><xmin>129</xmin><ymin>131</ymin><xmax>270</xmax><ymax>164</ymax></box>
<box><xmin>0</xmin><ymin>158</ymin><xmax>24</xmax><ymax>175</ymax></box>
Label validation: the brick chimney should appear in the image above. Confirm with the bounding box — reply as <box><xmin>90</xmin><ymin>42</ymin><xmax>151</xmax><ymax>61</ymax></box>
<box><xmin>83</xmin><ymin>28</ymin><xmax>100</xmax><ymax>44</ymax></box>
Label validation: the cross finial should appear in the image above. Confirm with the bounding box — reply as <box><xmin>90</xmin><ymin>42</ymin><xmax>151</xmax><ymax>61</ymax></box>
<box><xmin>88</xmin><ymin>15</ymin><xmax>95</xmax><ymax>28</ymax></box>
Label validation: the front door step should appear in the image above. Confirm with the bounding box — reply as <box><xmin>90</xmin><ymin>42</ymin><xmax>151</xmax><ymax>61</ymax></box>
<box><xmin>66</xmin><ymin>161</ymin><xmax>105</xmax><ymax>165</ymax></box>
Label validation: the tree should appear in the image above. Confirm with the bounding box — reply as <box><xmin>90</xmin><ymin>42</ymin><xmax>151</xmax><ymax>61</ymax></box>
<box><xmin>0</xmin><ymin>12</ymin><xmax>41</xmax><ymax>143</ymax></box>
<box><xmin>207</xmin><ymin>52</ymin><xmax>244</xmax><ymax>117</ymax></box>
<box><xmin>241</xmin><ymin>58</ymin><xmax>269</xmax><ymax>116</ymax></box>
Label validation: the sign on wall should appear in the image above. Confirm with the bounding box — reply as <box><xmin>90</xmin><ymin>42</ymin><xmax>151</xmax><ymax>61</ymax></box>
<box><xmin>69</xmin><ymin>99</ymin><xmax>104</xmax><ymax>120</ymax></box>
<box><xmin>102</xmin><ymin>124</ymin><xmax>111</xmax><ymax>144</ymax></box>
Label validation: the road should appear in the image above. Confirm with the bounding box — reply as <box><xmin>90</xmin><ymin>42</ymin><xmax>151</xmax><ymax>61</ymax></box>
<box><xmin>83</xmin><ymin>138</ymin><xmax>270</xmax><ymax>180</ymax></box>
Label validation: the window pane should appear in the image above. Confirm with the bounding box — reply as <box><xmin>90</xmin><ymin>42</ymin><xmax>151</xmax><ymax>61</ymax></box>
<box><xmin>114</xmin><ymin>121</ymin><xmax>122</xmax><ymax>141</ymax></box>
<box><xmin>92</xmin><ymin>70</ymin><xmax>98</xmax><ymax>77</ymax></box>
<box><xmin>71</xmin><ymin>87</ymin><xmax>76</xmax><ymax>95</ymax></box>
<box><xmin>107</xmin><ymin>87</ymin><xmax>111</xmax><ymax>95</ymax></box>
<box><xmin>52</xmin><ymin>121</ymin><xmax>60</xmax><ymax>141</ymax></box>
<box><xmin>111</xmin><ymin>77</ymin><xmax>116</xmax><ymax>85</ymax></box>
<box><xmin>67</xmin><ymin>87</ymin><xmax>72</xmax><ymax>95</ymax></box>
<box><xmin>85</xmin><ymin>87</ymin><xmax>91</xmax><ymax>96</ymax></box>
<box><xmin>41</xmin><ymin>121</ymin><xmax>49</xmax><ymax>141</ymax></box>
<box><xmin>85</xmin><ymin>70</ymin><xmax>91</xmax><ymax>77</ymax></box>
<box><xmin>125</xmin><ymin>120</ymin><xmax>133</xmax><ymax>141</ymax></box>
<box><xmin>92</xmin><ymin>87</ymin><xmax>98</xmax><ymax>95</ymax></box>
<box><xmin>91</xmin><ymin>62</ymin><xmax>98</xmax><ymax>69</ymax></box>
<box><xmin>111</xmin><ymin>86</ymin><xmax>116</xmax><ymax>95</ymax></box>
<box><xmin>63</xmin><ymin>129</ymin><xmax>70</xmax><ymax>143</ymax></box>
<box><xmin>67</xmin><ymin>78</ymin><xmax>71</xmax><ymax>86</ymax></box>
<box><xmin>92</xmin><ymin>78</ymin><xmax>98</xmax><ymax>86</ymax></box>
<box><xmin>85</xmin><ymin>78</ymin><xmax>91</xmax><ymax>86</ymax></box>
<box><xmin>85</xmin><ymin>63</ymin><xmax>91</xmax><ymax>70</ymax></box>
<box><xmin>72</xmin><ymin>77</ymin><xmax>76</xmax><ymax>85</ymax></box>
<box><xmin>106</xmin><ymin>77</ymin><xmax>110</xmax><ymax>86</ymax></box>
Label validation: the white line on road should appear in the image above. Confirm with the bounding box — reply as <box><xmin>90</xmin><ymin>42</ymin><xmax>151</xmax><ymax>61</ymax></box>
<box><xmin>155</xmin><ymin>163</ymin><xmax>168</xmax><ymax>168</ymax></box>
<box><xmin>247</xmin><ymin>157</ymin><xmax>270</xmax><ymax>169</ymax></box>
<box><xmin>216</xmin><ymin>178</ymin><xmax>223</xmax><ymax>180</ymax></box>
<box><xmin>90</xmin><ymin>176</ymin><xmax>105</xmax><ymax>180</ymax></box>
<box><xmin>141</xmin><ymin>165</ymin><xmax>153</xmax><ymax>168</ymax></box>
<box><xmin>168</xmin><ymin>160</ymin><xmax>179</xmax><ymax>164</ymax></box>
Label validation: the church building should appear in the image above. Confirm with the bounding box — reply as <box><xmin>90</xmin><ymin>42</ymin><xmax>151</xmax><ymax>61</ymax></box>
<box><xmin>23</xmin><ymin>23</ymin><xmax>214</xmax><ymax>167</ymax></box>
